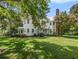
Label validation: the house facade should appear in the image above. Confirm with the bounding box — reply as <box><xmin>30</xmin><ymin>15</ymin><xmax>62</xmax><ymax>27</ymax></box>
<box><xmin>17</xmin><ymin>17</ymin><xmax>56</xmax><ymax>36</ymax></box>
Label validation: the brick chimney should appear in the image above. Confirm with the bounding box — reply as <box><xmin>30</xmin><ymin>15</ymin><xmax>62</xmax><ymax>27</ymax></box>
<box><xmin>56</xmin><ymin>9</ymin><xmax>60</xmax><ymax>15</ymax></box>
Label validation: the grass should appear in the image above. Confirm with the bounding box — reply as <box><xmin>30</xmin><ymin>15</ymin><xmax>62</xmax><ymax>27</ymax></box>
<box><xmin>0</xmin><ymin>36</ymin><xmax>78</xmax><ymax>59</ymax></box>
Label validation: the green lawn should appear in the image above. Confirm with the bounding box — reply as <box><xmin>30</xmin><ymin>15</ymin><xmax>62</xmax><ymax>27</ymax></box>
<box><xmin>0</xmin><ymin>36</ymin><xmax>78</xmax><ymax>59</ymax></box>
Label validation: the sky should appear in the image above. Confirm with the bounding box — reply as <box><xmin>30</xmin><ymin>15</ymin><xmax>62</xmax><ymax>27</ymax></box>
<box><xmin>47</xmin><ymin>0</ymin><xmax>78</xmax><ymax>17</ymax></box>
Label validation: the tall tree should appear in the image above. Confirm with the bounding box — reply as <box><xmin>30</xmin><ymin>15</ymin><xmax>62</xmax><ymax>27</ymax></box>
<box><xmin>0</xmin><ymin>0</ymin><xmax>50</xmax><ymax>35</ymax></box>
<box><xmin>54</xmin><ymin>3</ymin><xmax>78</xmax><ymax>36</ymax></box>
<box><xmin>69</xmin><ymin>3</ymin><xmax>78</xmax><ymax>35</ymax></box>
<box><xmin>54</xmin><ymin>11</ymin><xmax>70</xmax><ymax>36</ymax></box>
<box><xmin>70</xmin><ymin>3</ymin><xmax>78</xmax><ymax>18</ymax></box>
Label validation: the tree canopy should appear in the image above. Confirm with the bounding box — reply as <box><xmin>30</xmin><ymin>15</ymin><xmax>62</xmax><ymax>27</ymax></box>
<box><xmin>54</xmin><ymin>3</ymin><xmax>78</xmax><ymax>36</ymax></box>
<box><xmin>70</xmin><ymin>3</ymin><xmax>78</xmax><ymax>18</ymax></box>
<box><xmin>0</xmin><ymin>0</ymin><xmax>50</xmax><ymax>34</ymax></box>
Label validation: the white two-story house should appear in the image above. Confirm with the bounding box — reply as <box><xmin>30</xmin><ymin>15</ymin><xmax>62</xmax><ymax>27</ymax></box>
<box><xmin>17</xmin><ymin>16</ymin><xmax>55</xmax><ymax>36</ymax></box>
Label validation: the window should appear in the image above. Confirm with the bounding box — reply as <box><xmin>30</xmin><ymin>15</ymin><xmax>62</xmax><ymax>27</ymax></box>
<box><xmin>21</xmin><ymin>29</ymin><xmax>23</xmax><ymax>33</ymax></box>
<box><xmin>50</xmin><ymin>29</ymin><xmax>51</xmax><ymax>33</ymax></box>
<box><xmin>32</xmin><ymin>29</ymin><xmax>34</xmax><ymax>33</ymax></box>
<box><xmin>27</xmin><ymin>28</ymin><xmax>29</xmax><ymax>33</ymax></box>
<box><xmin>20</xmin><ymin>23</ymin><xmax>23</xmax><ymax>26</ymax></box>
<box><xmin>20</xmin><ymin>28</ymin><xmax>24</xmax><ymax>34</ymax></box>
<box><xmin>50</xmin><ymin>22</ymin><xmax>51</xmax><ymax>25</ymax></box>
<box><xmin>53</xmin><ymin>22</ymin><xmax>55</xmax><ymax>25</ymax></box>
<box><xmin>27</xmin><ymin>19</ymin><xmax>29</xmax><ymax>24</ymax></box>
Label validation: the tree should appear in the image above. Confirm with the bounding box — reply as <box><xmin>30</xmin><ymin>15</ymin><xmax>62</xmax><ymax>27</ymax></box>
<box><xmin>5</xmin><ymin>0</ymin><xmax>50</xmax><ymax>27</ymax></box>
<box><xmin>69</xmin><ymin>3</ymin><xmax>78</xmax><ymax>35</ymax></box>
<box><xmin>0</xmin><ymin>0</ymin><xmax>50</xmax><ymax>35</ymax></box>
<box><xmin>54</xmin><ymin>3</ymin><xmax>78</xmax><ymax>36</ymax></box>
<box><xmin>70</xmin><ymin>3</ymin><xmax>78</xmax><ymax>18</ymax></box>
<box><xmin>0</xmin><ymin>2</ymin><xmax>21</xmax><ymax>35</ymax></box>
<box><xmin>55</xmin><ymin>11</ymin><xmax>70</xmax><ymax>36</ymax></box>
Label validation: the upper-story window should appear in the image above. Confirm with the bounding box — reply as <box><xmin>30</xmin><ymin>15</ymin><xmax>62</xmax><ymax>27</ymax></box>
<box><xmin>53</xmin><ymin>22</ymin><xmax>55</xmax><ymax>25</ymax></box>
<box><xmin>32</xmin><ymin>29</ymin><xmax>34</xmax><ymax>33</ymax></box>
<box><xmin>27</xmin><ymin>28</ymin><xmax>29</xmax><ymax>33</ymax></box>
<box><xmin>50</xmin><ymin>22</ymin><xmax>51</xmax><ymax>25</ymax></box>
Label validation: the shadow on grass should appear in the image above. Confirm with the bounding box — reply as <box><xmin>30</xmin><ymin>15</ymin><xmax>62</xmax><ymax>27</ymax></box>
<box><xmin>0</xmin><ymin>37</ymin><xmax>10</xmax><ymax>41</ymax></box>
<box><xmin>0</xmin><ymin>40</ymin><xmax>78</xmax><ymax>59</ymax></box>
<box><xmin>62</xmin><ymin>35</ymin><xmax>78</xmax><ymax>39</ymax></box>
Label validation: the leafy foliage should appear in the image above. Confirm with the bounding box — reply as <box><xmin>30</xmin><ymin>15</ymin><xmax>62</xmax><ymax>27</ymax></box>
<box><xmin>55</xmin><ymin>3</ymin><xmax>78</xmax><ymax>36</ymax></box>
<box><xmin>54</xmin><ymin>11</ymin><xmax>69</xmax><ymax>35</ymax></box>
<box><xmin>0</xmin><ymin>0</ymin><xmax>50</xmax><ymax>34</ymax></box>
<box><xmin>69</xmin><ymin>3</ymin><xmax>78</xmax><ymax>35</ymax></box>
<box><xmin>70</xmin><ymin>3</ymin><xmax>78</xmax><ymax>18</ymax></box>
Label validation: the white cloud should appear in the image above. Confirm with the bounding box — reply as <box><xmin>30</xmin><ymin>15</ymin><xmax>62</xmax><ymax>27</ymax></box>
<box><xmin>47</xmin><ymin>16</ymin><xmax>54</xmax><ymax>21</ymax></box>
<box><xmin>51</xmin><ymin>0</ymin><xmax>77</xmax><ymax>3</ymax></box>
